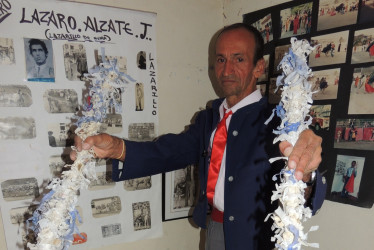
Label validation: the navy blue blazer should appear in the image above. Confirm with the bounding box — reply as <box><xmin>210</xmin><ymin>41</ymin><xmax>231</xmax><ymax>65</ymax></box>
<box><xmin>112</xmin><ymin>97</ymin><xmax>326</xmax><ymax>250</ymax></box>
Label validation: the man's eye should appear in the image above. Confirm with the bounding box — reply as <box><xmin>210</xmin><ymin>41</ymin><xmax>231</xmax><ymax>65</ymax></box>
<box><xmin>237</xmin><ymin>58</ymin><xmax>244</xmax><ymax>62</ymax></box>
<box><xmin>217</xmin><ymin>58</ymin><xmax>225</xmax><ymax>63</ymax></box>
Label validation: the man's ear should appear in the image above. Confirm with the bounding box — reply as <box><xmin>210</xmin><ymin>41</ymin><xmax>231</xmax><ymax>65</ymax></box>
<box><xmin>254</xmin><ymin>58</ymin><xmax>265</xmax><ymax>79</ymax></box>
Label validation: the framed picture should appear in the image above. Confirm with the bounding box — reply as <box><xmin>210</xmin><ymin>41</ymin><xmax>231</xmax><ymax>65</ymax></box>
<box><xmin>163</xmin><ymin>165</ymin><xmax>199</xmax><ymax>221</ymax></box>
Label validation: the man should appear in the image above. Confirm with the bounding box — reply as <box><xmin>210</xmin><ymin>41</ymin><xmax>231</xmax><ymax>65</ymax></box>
<box><xmin>71</xmin><ymin>23</ymin><xmax>326</xmax><ymax>249</ymax></box>
<box><xmin>341</xmin><ymin>160</ymin><xmax>357</xmax><ymax>198</ymax></box>
<box><xmin>27</xmin><ymin>39</ymin><xmax>54</xmax><ymax>80</ymax></box>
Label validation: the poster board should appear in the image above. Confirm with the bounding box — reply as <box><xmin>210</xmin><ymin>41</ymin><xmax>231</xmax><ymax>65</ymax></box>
<box><xmin>244</xmin><ymin>0</ymin><xmax>374</xmax><ymax>209</ymax></box>
<box><xmin>0</xmin><ymin>0</ymin><xmax>162</xmax><ymax>248</ymax></box>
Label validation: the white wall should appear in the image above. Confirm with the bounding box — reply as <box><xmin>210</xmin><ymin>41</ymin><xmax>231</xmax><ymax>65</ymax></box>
<box><xmin>2</xmin><ymin>1</ymin><xmax>373</xmax><ymax>249</ymax></box>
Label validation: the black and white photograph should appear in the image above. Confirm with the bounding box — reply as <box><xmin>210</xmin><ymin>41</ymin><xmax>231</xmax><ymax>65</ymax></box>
<box><xmin>351</xmin><ymin>27</ymin><xmax>374</xmax><ymax>64</ymax></box>
<box><xmin>268</xmin><ymin>77</ymin><xmax>282</xmax><ymax>104</ymax></box>
<box><xmin>95</xmin><ymin>51</ymin><xmax>128</xmax><ymax>73</ymax></box>
<box><xmin>91</xmin><ymin>196</ymin><xmax>122</xmax><ymax>218</ymax></box>
<box><xmin>0</xmin><ymin>117</ymin><xmax>36</xmax><ymax>140</ymax></box>
<box><xmin>317</xmin><ymin>0</ymin><xmax>359</xmax><ymax>31</ymax></box>
<box><xmin>24</xmin><ymin>38</ymin><xmax>55</xmax><ymax>82</ymax></box>
<box><xmin>172</xmin><ymin>165</ymin><xmax>197</xmax><ymax>210</ymax></box>
<box><xmin>137</xmin><ymin>51</ymin><xmax>146</xmax><ymax>70</ymax></box>
<box><xmin>88</xmin><ymin>171</ymin><xmax>115</xmax><ymax>190</ymax></box>
<box><xmin>310</xmin><ymin>68</ymin><xmax>340</xmax><ymax>100</ymax></box>
<box><xmin>43</xmin><ymin>89</ymin><xmax>79</xmax><ymax>113</ymax></box>
<box><xmin>128</xmin><ymin>123</ymin><xmax>156</xmax><ymax>141</ymax></box>
<box><xmin>0</xmin><ymin>37</ymin><xmax>15</xmax><ymax>65</ymax></box>
<box><xmin>258</xmin><ymin>54</ymin><xmax>269</xmax><ymax>83</ymax></box>
<box><xmin>1</xmin><ymin>178</ymin><xmax>39</xmax><ymax>201</ymax></box>
<box><xmin>47</xmin><ymin>123</ymin><xmax>76</xmax><ymax>147</ymax></box>
<box><xmin>49</xmin><ymin>155</ymin><xmax>72</xmax><ymax>178</ymax></box>
<box><xmin>63</xmin><ymin>43</ymin><xmax>88</xmax><ymax>81</ymax></box>
<box><xmin>135</xmin><ymin>82</ymin><xmax>144</xmax><ymax>111</ymax></box>
<box><xmin>280</xmin><ymin>2</ymin><xmax>313</xmax><ymax>39</ymax></box>
<box><xmin>124</xmin><ymin>177</ymin><xmax>152</xmax><ymax>191</ymax></box>
<box><xmin>10</xmin><ymin>205</ymin><xmax>37</xmax><ymax>224</ymax></box>
<box><xmin>309</xmin><ymin>104</ymin><xmax>331</xmax><ymax>131</ymax></box>
<box><xmin>0</xmin><ymin>85</ymin><xmax>32</xmax><ymax>107</ymax></box>
<box><xmin>101</xmin><ymin>223</ymin><xmax>122</xmax><ymax>238</ymax></box>
<box><xmin>348</xmin><ymin>66</ymin><xmax>374</xmax><ymax>114</ymax></box>
<box><xmin>330</xmin><ymin>154</ymin><xmax>364</xmax><ymax>202</ymax></box>
<box><xmin>101</xmin><ymin>114</ymin><xmax>123</xmax><ymax>134</ymax></box>
<box><xmin>334</xmin><ymin>118</ymin><xmax>374</xmax><ymax>150</ymax></box>
<box><xmin>132</xmin><ymin>201</ymin><xmax>151</xmax><ymax>231</ymax></box>
<box><xmin>273</xmin><ymin>44</ymin><xmax>291</xmax><ymax>74</ymax></box>
<box><xmin>309</xmin><ymin>30</ymin><xmax>349</xmax><ymax>67</ymax></box>
<box><xmin>251</xmin><ymin>13</ymin><xmax>273</xmax><ymax>44</ymax></box>
<box><xmin>358</xmin><ymin>0</ymin><xmax>374</xmax><ymax>24</ymax></box>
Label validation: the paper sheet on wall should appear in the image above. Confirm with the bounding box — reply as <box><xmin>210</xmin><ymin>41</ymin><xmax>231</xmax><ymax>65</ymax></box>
<box><xmin>0</xmin><ymin>0</ymin><xmax>162</xmax><ymax>248</ymax></box>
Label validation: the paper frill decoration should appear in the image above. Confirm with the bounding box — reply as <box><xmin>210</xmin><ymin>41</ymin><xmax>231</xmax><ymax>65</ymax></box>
<box><xmin>27</xmin><ymin>48</ymin><xmax>135</xmax><ymax>250</ymax></box>
<box><xmin>264</xmin><ymin>37</ymin><xmax>320</xmax><ymax>250</ymax></box>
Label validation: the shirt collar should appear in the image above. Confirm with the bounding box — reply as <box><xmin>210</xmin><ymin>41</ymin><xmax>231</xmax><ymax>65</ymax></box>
<box><xmin>219</xmin><ymin>89</ymin><xmax>262</xmax><ymax>118</ymax></box>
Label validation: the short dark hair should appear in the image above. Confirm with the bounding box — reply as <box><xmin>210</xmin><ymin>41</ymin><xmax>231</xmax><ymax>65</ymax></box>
<box><xmin>217</xmin><ymin>23</ymin><xmax>264</xmax><ymax>64</ymax></box>
<box><xmin>28</xmin><ymin>39</ymin><xmax>48</xmax><ymax>55</ymax></box>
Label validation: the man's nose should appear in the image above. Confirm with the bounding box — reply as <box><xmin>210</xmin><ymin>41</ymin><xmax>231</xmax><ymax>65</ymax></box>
<box><xmin>222</xmin><ymin>60</ymin><xmax>234</xmax><ymax>76</ymax></box>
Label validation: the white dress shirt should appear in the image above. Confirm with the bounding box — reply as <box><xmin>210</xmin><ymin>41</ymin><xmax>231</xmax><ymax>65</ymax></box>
<box><xmin>211</xmin><ymin>89</ymin><xmax>263</xmax><ymax>211</ymax></box>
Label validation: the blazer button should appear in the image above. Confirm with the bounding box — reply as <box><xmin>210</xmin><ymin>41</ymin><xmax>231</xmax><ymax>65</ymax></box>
<box><xmin>228</xmin><ymin>176</ymin><xmax>234</xmax><ymax>182</ymax></box>
<box><xmin>202</xmin><ymin>191</ymin><xmax>205</xmax><ymax>195</ymax></box>
<box><xmin>229</xmin><ymin>216</ymin><xmax>234</xmax><ymax>221</ymax></box>
<box><xmin>322</xmin><ymin>176</ymin><xmax>326</xmax><ymax>185</ymax></box>
<box><xmin>232</xmin><ymin>130</ymin><xmax>238</xmax><ymax>136</ymax></box>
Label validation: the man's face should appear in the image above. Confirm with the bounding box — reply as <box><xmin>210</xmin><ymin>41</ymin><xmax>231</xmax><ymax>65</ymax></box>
<box><xmin>31</xmin><ymin>44</ymin><xmax>47</xmax><ymax>66</ymax></box>
<box><xmin>214</xmin><ymin>28</ymin><xmax>264</xmax><ymax>107</ymax></box>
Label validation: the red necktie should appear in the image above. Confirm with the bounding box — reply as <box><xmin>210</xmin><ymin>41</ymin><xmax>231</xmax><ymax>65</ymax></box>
<box><xmin>207</xmin><ymin>110</ymin><xmax>232</xmax><ymax>206</ymax></box>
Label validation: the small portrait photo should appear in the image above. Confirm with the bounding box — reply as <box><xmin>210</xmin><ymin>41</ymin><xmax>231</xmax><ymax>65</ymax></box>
<box><xmin>128</xmin><ymin>123</ymin><xmax>156</xmax><ymax>141</ymax></box>
<box><xmin>0</xmin><ymin>37</ymin><xmax>15</xmax><ymax>65</ymax></box>
<box><xmin>309</xmin><ymin>104</ymin><xmax>331</xmax><ymax>131</ymax></box>
<box><xmin>172</xmin><ymin>165</ymin><xmax>198</xmax><ymax>210</ymax></box>
<box><xmin>258</xmin><ymin>54</ymin><xmax>270</xmax><ymax>83</ymax></box>
<box><xmin>137</xmin><ymin>51</ymin><xmax>146</xmax><ymax>70</ymax></box>
<box><xmin>101</xmin><ymin>223</ymin><xmax>122</xmax><ymax>238</ymax></box>
<box><xmin>24</xmin><ymin>38</ymin><xmax>55</xmax><ymax>82</ymax></box>
<box><xmin>309</xmin><ymin>30</ymin><xmax>349</xmax><ymax>67</ymax></box>
<box><xmin>0</xmin><ymin>117</ymin><xmax>36</xmax><ymax>140</ymax></box>
<box><xmin>273</xmin><ymin>44</ymin><xmax>291</xmax><ymax>74</ymax></box>
<box><xmin>47</xmin><ymin>123</ymin><xmax>76</xmax><ymax>147</ymax></box>
<box><xmin>310</xmin><ymin>68</ymin><xmax>340</xmax><ymax>100</ymax></box>
<box><xmin>251</xmin><ymin>13</ymin><xmax>273</xmax><ymax>44</ymax></box>
<box><xmin>135</xmin><ymin>82</ymin><xmax>144</xmax><ymax>111</ymax></box>
<box><xmin>1</xmin><ymin>177</ymin><xmax>39</xmax><ymax>201</ymax></box>
<box><xmin>88</xmin><ymin>171</ymin><xmax>115</xmax><ymax>190</ymax></box>
<box><xmin>280</xmin><ymin>2</ymin><xmax>313</xmax><ymax>39</ymax></box>
<box><xmin>132</xmin><ymin>201</ymin><xmax>151</xmax><ymax>231</ymax></box>
<box><xmin>256</xmin><ymin>83</ymin><xmax>266</xmax><ymax>97</ymax></box>
<box><xmin>43</xmin><ymin>89</ymin><xmax>79</xmax><ymax>113</ymax></box>
<box><xmin>358</xmin><ymin>0</ymin><xmax>374</xmax><ymax>24</ymax></box>
<box><xmin>330</xmin><ymin>154</ymin><xmax>364</xmax><ymax>202</ymax></box>
<box><xmin>268</xmin><ymin>77</ymin><xmax>282</xmax><ymax>104</ymax></box>
<box><xmin>91</xmin><ymin>196</ymin><xmax>121</xmax><ymax>218</ymax></box>
<box><xmin>317</xmin><ymin>0</ymin><xmax>359</xmax><ymax>31</ymax></box>
<box><xmin>334</xmin><ymin>118</ymin><xmax>374</xmax><ymax>150</ymax></box>
<box><xmin>124</xmin><ymin>176</ymin><xmax>152</xmax><ymax>191</ymax></box>
<box><xmin>63</xmin><ymin>43</ymin><xmax>88</xmax><ymax>81</ymax></box>
<box><xmin>0</xmin><ymin>85</ymin><xmax>32</xmax><ymax>107</ymax></box>
<box><xmin>95</xmin><ymin>51</ymin><xmax>127</xmax><ymax>73</ymax></box>
<box><xmin>351</xmin><ymin>27</ymin><xmax>374</xmax><ymax>64</ymax></box>
<box><xmin>348</xmin><ymin>66</ymin><xmax>374</xmax><ymax>114</ymax></box>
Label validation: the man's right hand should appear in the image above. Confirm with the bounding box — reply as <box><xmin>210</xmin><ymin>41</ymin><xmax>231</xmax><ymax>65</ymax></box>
<box><xmin>70</xmin><ymin>133</ymin><xmax>125</xmax><ymax>161</ymax></box>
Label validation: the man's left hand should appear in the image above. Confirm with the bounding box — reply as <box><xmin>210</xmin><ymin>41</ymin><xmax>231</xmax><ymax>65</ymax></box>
<box><xmin>279</xmin><ymin>129</ymin><xmax>322</xmax><ymax>182</ymax></box>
